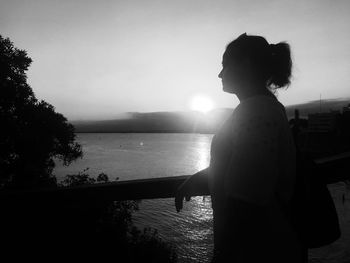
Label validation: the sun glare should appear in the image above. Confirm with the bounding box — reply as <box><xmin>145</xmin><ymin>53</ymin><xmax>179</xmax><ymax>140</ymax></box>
<box><xmin>190</xmin><ymin>95</ymin><xmax>214</xmax><ymax>113</ymax></box>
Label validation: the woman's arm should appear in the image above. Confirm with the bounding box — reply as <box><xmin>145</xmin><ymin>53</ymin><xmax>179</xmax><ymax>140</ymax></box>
<box><xmin>175</xmin><ymin>167</ymin><xmax>209</xmax><ymax>212</ymax></box>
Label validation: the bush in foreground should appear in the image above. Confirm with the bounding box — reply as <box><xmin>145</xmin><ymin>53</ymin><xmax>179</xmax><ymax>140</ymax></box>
<box><xmin>61</xmin><ymin>170</ymin><xmax>177</xmax><ymax>263</ymax></box>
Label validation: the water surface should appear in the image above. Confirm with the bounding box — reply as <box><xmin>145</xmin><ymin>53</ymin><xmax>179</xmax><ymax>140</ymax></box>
<box><xmin>55</xmin><ymin>133</ymin><xmax>350</xmax><ymax>262</ymax></box>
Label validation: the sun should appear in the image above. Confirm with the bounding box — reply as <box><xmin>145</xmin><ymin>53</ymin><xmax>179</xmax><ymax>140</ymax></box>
<box><xmin>190</xmin><ymin>95</ymin><xmax>214</xmax><ymax>113</ymax></box>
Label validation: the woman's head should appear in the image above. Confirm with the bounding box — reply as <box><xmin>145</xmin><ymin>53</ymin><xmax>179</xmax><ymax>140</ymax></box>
<box><xmin>218</xmin><ymin>33</ymin><xmax>292</xmax><ymax>96</ymax></box>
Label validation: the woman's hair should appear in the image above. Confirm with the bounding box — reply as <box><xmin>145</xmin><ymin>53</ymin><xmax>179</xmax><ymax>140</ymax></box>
<box><xmin>223</xmin><ymin>33</ymin><xmax>292</xmax><ymax>90</ymax></box>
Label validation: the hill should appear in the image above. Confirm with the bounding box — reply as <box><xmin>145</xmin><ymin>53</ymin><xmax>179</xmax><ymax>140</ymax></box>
<box><xmin>71</xmin><ymin>98</ymin><xmax>350</xmax><ymax>133</ymax></box>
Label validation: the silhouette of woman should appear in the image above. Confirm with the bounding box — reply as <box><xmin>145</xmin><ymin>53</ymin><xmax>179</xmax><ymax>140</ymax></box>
<box><xmin>175</xmin><ymin>33</ymin><xmax>302</xmax><ymax>262</ymax></box>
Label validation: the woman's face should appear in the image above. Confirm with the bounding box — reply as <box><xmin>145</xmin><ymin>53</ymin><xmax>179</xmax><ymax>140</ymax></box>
<box><xmin>218</xmin><ymin>58</ymin><xmax>246</xmax><ymax>94</ymax></box>
<box><xmin>218</xmin><ymin>65</ymin><xmax>235</xmax><ymax>94</ymax></box>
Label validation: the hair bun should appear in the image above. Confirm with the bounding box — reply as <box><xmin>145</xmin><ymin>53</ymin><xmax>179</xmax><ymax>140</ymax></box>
<box><xmin>267</xmin><ymin>42</ymin><xmax>292</xmax><ymax>89</ymax></box>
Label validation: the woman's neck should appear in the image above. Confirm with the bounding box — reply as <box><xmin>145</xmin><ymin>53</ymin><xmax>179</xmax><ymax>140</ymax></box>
<box><xmin>236</xmin><ymin>85</ymin><xmax>275</xmax><ymax>102</ymax></box>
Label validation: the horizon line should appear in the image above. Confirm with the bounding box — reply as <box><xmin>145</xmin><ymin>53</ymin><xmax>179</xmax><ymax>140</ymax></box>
<box><xmin>68</xmin><ymin>96</ymin><xmax>350</xmax><ymax>122</ymax></box>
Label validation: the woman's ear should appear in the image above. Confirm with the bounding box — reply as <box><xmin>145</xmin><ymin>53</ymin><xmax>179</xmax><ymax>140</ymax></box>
<box><xmin>242</xmin><ymin>57</ymin><xmax>259</xmax><ymax>78</ymax></box>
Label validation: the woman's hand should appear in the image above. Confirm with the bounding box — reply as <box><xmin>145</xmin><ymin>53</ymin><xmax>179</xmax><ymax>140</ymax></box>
<box><xmin>175</xmin><ymin>177</ymin><xmax>193</xmax><ymax>212</ymax></box>
<box><xmin>175</xmin><ymin>167</ymin><xmax>209</xmax><ymax>212</ymax></box>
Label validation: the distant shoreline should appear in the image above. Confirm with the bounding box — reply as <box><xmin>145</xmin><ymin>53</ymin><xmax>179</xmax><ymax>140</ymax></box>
<box><xmin>75</xmin><ymin>131</ymin><xmax>215</xmax><ymax>134</ymax></box>
<box><xmin>71</xmin><ymin>98</ymin><xmax>350</xmax><ymax>134</ymax></box>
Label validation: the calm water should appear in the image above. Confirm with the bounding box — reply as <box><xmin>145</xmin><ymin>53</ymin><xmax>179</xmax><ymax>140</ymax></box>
<box><xmin>54</xmin><ymin>133</ymin><xmax>212</xmax><ymax>181</ymax></box>
<box><xmin>54</xmin><ymin>133</ymin><xmax>214</xmax><ymax>262</ymax></box>
<box><xmin>54</xmin><ymin>133</ymin><xmax>349</xmax><ymax>263</ymax></box>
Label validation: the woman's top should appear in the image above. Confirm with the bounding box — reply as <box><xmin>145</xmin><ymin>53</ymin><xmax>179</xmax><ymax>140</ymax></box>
<box><xmin>208</xmin><ymin>95</ymin><xmax>301</xmax><ymax>262</ymax></box>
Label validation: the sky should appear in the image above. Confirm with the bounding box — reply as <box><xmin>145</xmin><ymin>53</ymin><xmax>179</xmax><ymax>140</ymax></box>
<box><xmin>1</xmin><ymin>0</ymin><xmax>349</xmax><ymax>120</ymax></box>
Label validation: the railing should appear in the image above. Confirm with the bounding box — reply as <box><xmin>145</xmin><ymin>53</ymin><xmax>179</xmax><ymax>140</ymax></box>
<box><xmin>1</xmin><ymin>152</ymin><xmax>350</xmax><ymax>202</ymax></box>
<box><xmin>0</xmin><ymin>175</ymin><xmax>207</xmax><ymax>202</ymax></box>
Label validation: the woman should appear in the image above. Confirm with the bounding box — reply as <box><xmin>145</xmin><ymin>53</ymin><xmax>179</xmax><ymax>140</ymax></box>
<box><xmin>175</xmin><ymin>33</ymin><xmax>302</xmax><ymax>262</ymax></box>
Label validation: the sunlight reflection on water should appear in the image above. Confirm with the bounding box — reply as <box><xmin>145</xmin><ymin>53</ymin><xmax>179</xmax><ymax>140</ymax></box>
<box><xmin>54</xmin><ymin>133</ymin><xmax>213</xmax><ymax>181</ymax></box>
<box><xmin>133</xmin><ymin>196</ymin><xmax>214</xmax><ymax>263</ymax></box>
<box><xmin>194</xmin><ymin>143</ymin><xmax>211</xmax><ymax>172</ymax></box>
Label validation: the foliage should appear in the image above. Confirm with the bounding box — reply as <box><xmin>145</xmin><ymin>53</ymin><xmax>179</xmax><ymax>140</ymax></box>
<box><xmin>60</xmin><ymin>167</ymin><xmax>100</xmax><ymax>186</ymax></box>
<box><xmin>61</xmin><ymin>170</ymin><xmax>177</xmax><ymax>262</ymax></box>
<box><xmin>0</xmin><ymin>35</ymin><xmax>82</xmax><ymax>188</ymax></box>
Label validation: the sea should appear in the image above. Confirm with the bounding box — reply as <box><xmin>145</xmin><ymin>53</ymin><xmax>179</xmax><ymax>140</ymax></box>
<box><xmin>54</xmin><ymin>133</ymin><xmax>350</xmax><ymax>263</ymax></box>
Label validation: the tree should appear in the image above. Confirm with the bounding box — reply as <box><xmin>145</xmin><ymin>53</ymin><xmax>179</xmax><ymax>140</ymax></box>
<box><xmin>0</xmin><ymin>35</ymin><xmax>82</xmax><ymax>188</ymax></box>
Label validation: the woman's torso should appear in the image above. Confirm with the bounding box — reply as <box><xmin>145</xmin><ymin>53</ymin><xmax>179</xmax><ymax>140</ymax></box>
<box><xmin>208</xmin><ymin>95</ymin><xmax>301</xmax><ymax>262</ymax></box>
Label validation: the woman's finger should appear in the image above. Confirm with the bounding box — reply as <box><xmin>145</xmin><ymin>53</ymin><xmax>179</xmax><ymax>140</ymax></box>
<box><xmin>175</xmin><ymin>192</ymin><xmax>184</xmax><ymax>212</ymax></box>
<box><xmin>175</xmin><ymin>177</ymin><xmax>192</xmax><ymax>212</ymax></box>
